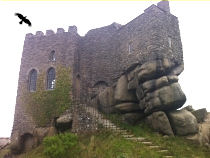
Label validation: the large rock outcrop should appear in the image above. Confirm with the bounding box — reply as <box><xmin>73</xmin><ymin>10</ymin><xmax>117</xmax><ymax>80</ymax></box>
<box><xmin>191</xmin><ymin>108</ymin><xmax>208</xmax><ymax>123</ymax></box>
<box><xmin>135</xmin><ymin>59</ymin><xmax>186</xmax><ymax>114</ymax></box>
<box><xmin>92</xmin><ymin>58</ymin><xmax>190</xmax><ymax>138</ymax></box>
<box><xmin>98</xmin><ymin>87</ymin><xmax>116</xmax><ymax>113</ymax></box>
<box><xmin>115</xmin><ymin>102</ymin><xmax>140</xmax><ymax>113</ymax></box>
<box><xmin>168</xmin><ymin>110</ymin><xmax>199</xmax><ymax>136</ymax></box>
<box><xmin>145</xmin><ymin>111</ymin><xmax>174</xmax><ymax>136</ymax></box>
<box><xmin>114</xmin><ymin>75</ymin><xmax>137</xmax><ymax>102</ymax></box>
<box><xmin>186</xmin><ymin>113</ymin><xmax>210</xmax><ymax>147</ymax></box>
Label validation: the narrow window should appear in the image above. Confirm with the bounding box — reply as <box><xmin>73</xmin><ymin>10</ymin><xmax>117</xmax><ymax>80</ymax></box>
<box><xmin>47</xmin><ymin>67</ymin><xmax>56</xmax><ymax>90</ymax></box>
<box><xmin>128</xmin><ymin>43</ymin><xmax>131</xmax><ymax>54</ymax></box>
<box><xmin>168</xmin><ymin>37</ymin><xmax>172</xmax><ymax>48</ymax></box>
<box><xmin>49</xmin><ymin>50</ymin><xmax>56</xmax><ymax>61</ymax></box>
<box><xmin>29</xmin><ymin>69</ymin><xmax>37</xmax><ymax>92</ymax></box>
<box><xmin>128</xmin><ymin>42</ymin><xmax>133</xmax><ymax>54</ymax></box>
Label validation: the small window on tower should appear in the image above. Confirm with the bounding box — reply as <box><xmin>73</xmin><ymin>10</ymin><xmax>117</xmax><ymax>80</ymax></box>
<box><xmin>168</xmin><ymin>37</ymin><xmax>172</xmax><ymax>48</ymax></box>
<box><xmin>49</xmin><ymin>50</ymin><xmax>56</xmax><ymax>61</ymax></box>
<box><xmin>47</xmin><ymin>67</ymin><xmax>56</xmax><ymax>90</ymax></box>
<box><xmin>29</xmin><ymin>69</ymin><xmax>37</xmax><ymax>92</ymax></box>
<box><xmin>128</xmin><ymin>42</ymin><xmax>132</xmax><ymax>54</ymax></box>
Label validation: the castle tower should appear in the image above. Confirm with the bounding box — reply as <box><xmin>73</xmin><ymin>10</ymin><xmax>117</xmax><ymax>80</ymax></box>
<box><xmin>11</xmin><ymin>27</ymin><xmax>80</xmax><ymax>145</ymax></box>
<box><xmin>157</xmin><ymin>0</ymin><xmax>170</xmax><ymax>13</ymax></box>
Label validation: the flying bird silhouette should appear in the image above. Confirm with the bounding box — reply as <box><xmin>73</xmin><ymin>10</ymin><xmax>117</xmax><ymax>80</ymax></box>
<box><xmin>15</xmin><ymin>13</ymin><xmax>32</xmax><ymax>27</ymax></box>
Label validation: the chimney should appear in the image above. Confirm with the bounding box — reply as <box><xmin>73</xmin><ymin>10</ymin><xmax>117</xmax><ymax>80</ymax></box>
<box><xmin>157</xmin><ymin>0</ymin><xmax>170</xmax><ymax>13</ymax></box>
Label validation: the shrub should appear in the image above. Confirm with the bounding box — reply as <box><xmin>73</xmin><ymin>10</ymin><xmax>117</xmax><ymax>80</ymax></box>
<box><xmin>43</xmin><ymin>132</ymin><xmax>78</xmax><ymax>158</ymax></box>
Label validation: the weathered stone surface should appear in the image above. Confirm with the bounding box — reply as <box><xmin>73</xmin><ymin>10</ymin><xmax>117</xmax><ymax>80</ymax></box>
<box><xmin>47</xmin><ymin>127</ymin><xmax>57</xmax><ymax>137</ymax></box>
<box><xmin>191</xmin><ymin>108</ymin><xmax>208</xmax><ymax>123</ymax></box>
<box><xmin>181</xmin><ymin>105</ymin><xmax>194</xmax><ymax>112</ymax></box>
<box><xmin>137</xmin><ymin>58</ymin><xmax>175</xmax><ymax>83</ymax></box>
<box><xmin>169</xmin><ymin>62</ymin><xmax>184</xmax><ymax>76</ymax></box>
<box><xmin>122</xmin><ymin>112</ymin><xmax>145</xmax><ymax>125</ymax></box>
<box><xmin>186</xmin><ymin>114</ymin><xmax>210</xmax><ymax>147</ymax></box>
<box><xmin>89</xmin><ymin>96</ymin><xmax>99</xmax><ymax>109</ymax></box>
<box><xmin>10</xmin><ymin>139</ymin><xmax>22</xmax><ymax>154</ymax></box>
<box><xmin>141</xmin><ymin>75</ymin><xmax>178</xmax><ymax>94</ymax></box>
<box><xmin>145</xmin><ymin>111</ymin><xmax>174</xmax><ymax>136</ymax></box>
<box><xmin>56</xmin><ymin>113</ymin><xmax>73</xmax><ymax>132</ymax></box>
<box><xmin>137</xmin><ymin>60</ymin><xmax>159</xmax><ymax>82</ymax></box>
<box><xmin>127</xmin><ymin>65</ymin><xmax>141</xmax><ymax>81</ymax></box>
<box><xmin>10</xmin><ymin>133</ymin><xmax>36</xmax><ymax>154</ymax></box>
<box><xmin>98</xmin><ymin>86</ymin><xmax>116</xmax><ymax>113</ymax></box>
<box><xmin>115</xmin><ymin>102</ymin><xmax>140</xmax><ymax>113</ymax></box>
<box><xmin>114</xmin><ymin>75</ymin><xmax>137</xmax><ymax>102</ymax></box>
<box><xmin>128</xmin><ymin>74</ymin><xmax>138</xmax><ymax>91</ymax></box>
<box><xmin>144</xmin><ymin>83</ymin><xmax>186</xmax><ymax>113</ymax></box>
<box><xmin>33</xmin><ymin>127</ymin><xmax>57</xmax><ymax>144</ymax></box>
<box><xmin>142</xmin><ymin>76</ymin><xmax>168</xmax><ymax>93</ymax></box>
<box><xmin>167</xmin><ymin>75</ymin><xmax>178</xmax><ymax>83</ymax></box>
<box><xmin>136</xmin><ymin>86</ymin><xmax>144</xmax><ymax>100</ymax></box>
<box><xmin>33</xmin><ymin>127</ymin><xmax>49</xmax><ymax>144</ymax></box>
<box><xmin>56</xmin><ymin>113</ymin><xmax>73</xmax><ymax>124</ymax></box>
<box><xmin>168</xmin><ymin>110</ymin><xmax>198</xmax><ymax>136</ymax></box>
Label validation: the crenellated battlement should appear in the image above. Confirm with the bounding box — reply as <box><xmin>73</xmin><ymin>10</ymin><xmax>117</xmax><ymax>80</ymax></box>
<box><xmin>25</xmin><ymin>25</ymin><xmax>78</xmax><ymax>39</ymax></box>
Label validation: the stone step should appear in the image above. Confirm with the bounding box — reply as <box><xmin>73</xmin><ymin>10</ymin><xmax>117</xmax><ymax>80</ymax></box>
<box><xmin>106</xmin><ymin>125</ymin><xmax>117</xmax><ymax>128</ymax></box>
<box><xmin>115</xmin><ymin>130</ymin><xmax>128</xmax><ymax>134</ymax></box>
<box><xmin>141</xmin><ymin>141</ymin><xmax>153</xmax><ymax>145</ymax></box>
<box><xmin>158</xmin><ymin>150</ymin><xmax>168</xmax><ymax>153</ymax></box>
<box><xmin>114</xmin><ymin>128</ymin><xmax>127</xmax><ymax>132</ymax></box>
<box><xmin>126</xmin><ymin>137</ymin><xmax>145</xmax><ymax>141</ymax></box>
<box><xmin>122</xmin><ymin>134</ymin><xmax>134</xmax><ymax>138</ymax></box>
<box><xmin>148</xmin><ymin>145</ymin><xmax>160</xmax><ymax>149</ymax></box>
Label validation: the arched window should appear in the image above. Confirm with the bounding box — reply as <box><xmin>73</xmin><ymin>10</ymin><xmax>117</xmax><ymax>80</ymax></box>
<box><xmin>47</xmin><ymin>67</ymin><xmax>56</xmax><ymax>90</ymax></box>
<box><xmin>49</xmin><ymin>50</ymin><xmax>56</xmax><ymax>61</ymax></box>
<box><xmin>29</xmin><ymin>69</ymin><xmax>37</xmax><ymax>92</ymax></box>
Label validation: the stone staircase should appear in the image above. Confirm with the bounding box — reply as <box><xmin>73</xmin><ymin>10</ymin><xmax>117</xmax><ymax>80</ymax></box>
<box><xmin>84</xmin><ymin>105</ymin><xmax>173</xmax><ymax>158</ymax></box>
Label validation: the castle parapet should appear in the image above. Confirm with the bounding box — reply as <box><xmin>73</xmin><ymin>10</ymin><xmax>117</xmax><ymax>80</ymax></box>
<box><xmin>35</xmin><ymin>31</ymin><xmax>44</xmax><ymax>37</ymax></box>
<box><xmin>57</xmin><ymin>28</ymin><xmax>65</xmax><ymax>34</ymax></box>
<box><xmin>25</xmin><ymin>33</ymin><xmax>33</xmax><ymax>39</ymax></box>
<box><xmin>46</xmin><ymin>30</ymin><xmax>55</xmax><ymax>36</ymax></box>
<box><xmin>25</xmin><ymin>26</ymin><xmax>79</xmax><ymax>40</ymax></box>
<box><xmin>68</xmin><ymin>26</ymin><xmax>77</xmax><ymax>33</ymax></box>
<box><xmin>157</xmin><ymin>0</ymin><xmax>170</xmax><ymax>13</ymax></box>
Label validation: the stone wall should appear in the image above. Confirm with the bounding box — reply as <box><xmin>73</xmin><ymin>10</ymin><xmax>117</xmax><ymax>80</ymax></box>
<box><xmin>78</xmin><ymin>1</ymin><xmax>183</xmax><ymax>101</ymax></box>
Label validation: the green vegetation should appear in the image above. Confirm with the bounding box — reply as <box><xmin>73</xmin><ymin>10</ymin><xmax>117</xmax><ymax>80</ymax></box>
<box><xmin>22</xmin><ymin>65</ymin><xmax>72</xmax><ymax>126</ymax></box>
<box><xmin>107</xmin><ymin>114</ymin><xmax>210</xmax><ymax>158</ymax></box>
<box><xmin>0</xmin><ymin>148</ymin><xmax>10</xmax><ymax>158</ymax></box>
<box><xmin>11</xmin><ymin>131</ymin><xmax>164</xmax><ymax>158</ymax></box>
<box><xmin>2</xmin><ymin>127</ymin><xmax>210</xmax><ymax>158</ymax></box>
<box><xmin>43</xmin><ymin>133</ymin><xmax>78</xmax><ymax>158</ymax></box>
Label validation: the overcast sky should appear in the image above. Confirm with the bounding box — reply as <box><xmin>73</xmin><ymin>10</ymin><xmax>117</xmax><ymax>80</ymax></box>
<box><xmin>0</xmin><ymin>1</ymin><xmax>210</xmax><ymax>137</ymax></box>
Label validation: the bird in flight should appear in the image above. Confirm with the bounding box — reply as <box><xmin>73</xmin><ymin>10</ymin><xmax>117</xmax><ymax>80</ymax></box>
<box><xmin>15</xmin><ymin>13</ymin><xmax>32</xmax><ymax>27</ymax></box>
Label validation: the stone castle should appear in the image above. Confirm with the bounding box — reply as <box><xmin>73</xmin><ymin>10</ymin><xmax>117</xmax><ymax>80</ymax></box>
<box><xmin>12</xmin><ymin>1</ymin><xmax>203</xmax><ymax>153</ymax></box>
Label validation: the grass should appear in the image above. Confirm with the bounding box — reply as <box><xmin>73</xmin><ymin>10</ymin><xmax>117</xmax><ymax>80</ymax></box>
<box><xmin>106</xmin><ymin>113</ymin><xmax>210</xmax><ymax>158</ymax></box>
<box><xmin>0</xmin><ymin>148</ymin><xmax>10</xmax><ymax>158</ymax></box>
<box><xmin>2</xmin><ymin>131</ymin><xmax>165</xmax><ymax>158</ymax></box>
